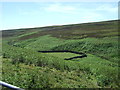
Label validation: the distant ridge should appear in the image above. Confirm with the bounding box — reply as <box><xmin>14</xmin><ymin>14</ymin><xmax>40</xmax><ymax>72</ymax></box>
<box><xmin>1</xmin><ymin>19</ymin><xmax>118</xmax><ymax>31</ymax></box>
<box><xmin>2</xmin><ymin>20</ymin><xmax>119</xmax><ymax>39</ymax></box>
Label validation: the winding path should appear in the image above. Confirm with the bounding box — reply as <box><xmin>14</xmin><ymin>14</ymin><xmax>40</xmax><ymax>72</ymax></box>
<box><xmin>38</xmin><ymin>50</ymin><xmax>87</xmax><ymax>60</ymax></box>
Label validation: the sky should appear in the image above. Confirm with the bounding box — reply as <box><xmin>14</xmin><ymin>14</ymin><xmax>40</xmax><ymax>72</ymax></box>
<box><xmin>0</xmin><ymin>1</ymin><xmax>118</xmax><ymax>30</ymax></box>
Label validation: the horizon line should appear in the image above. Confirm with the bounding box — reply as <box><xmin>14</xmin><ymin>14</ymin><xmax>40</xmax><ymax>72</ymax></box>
<box><xmin>1</xmin><ymin>19</ymin><xmax>118</xmax><ymax>31</ymax></box>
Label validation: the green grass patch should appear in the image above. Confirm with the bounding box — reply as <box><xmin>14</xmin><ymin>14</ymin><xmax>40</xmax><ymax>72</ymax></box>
<box><xmin>43</xmin><ymin>52</ymin><xmax>79</xmax><ymax>59</ymax></box>
<box><xmin>18</xmin><ymin>31</ymin><xmax>38</xmax><ymax>38</ymax></box>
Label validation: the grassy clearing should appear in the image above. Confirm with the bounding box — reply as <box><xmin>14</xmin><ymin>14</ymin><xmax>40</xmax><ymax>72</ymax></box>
<box><xmin>42</xmin><ymin>52</ymin><xmax>79</xmax><ymax>59</ymax></box>
<box><xmin>52</xmin><ymin>36</ymin><xmax>119</xmax><ymax>63</ymax></box>
<box><xmin>12</xmin><ymin>35</ymin><xmax>68</xmax><ymax>50</ymax></box>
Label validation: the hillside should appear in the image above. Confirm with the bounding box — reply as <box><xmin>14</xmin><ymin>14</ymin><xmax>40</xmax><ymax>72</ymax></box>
<box><xmin>1</xmin><ymin>20</ymin><xmax>119</xmax><ymax>89</ymax></box>
<box><xmin>2</xmin><ymin>20</ymin><xmax>118</xmax><ymax>39</ymax></box>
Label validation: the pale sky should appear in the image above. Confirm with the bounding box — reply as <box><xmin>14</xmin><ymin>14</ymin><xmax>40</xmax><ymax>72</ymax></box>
<box><xmin>0</xmin><ymin>1</ymin><xmax>118</xmax><ymax>30</ymax></box>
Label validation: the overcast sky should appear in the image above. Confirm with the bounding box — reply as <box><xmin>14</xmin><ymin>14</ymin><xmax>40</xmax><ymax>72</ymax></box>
<box><xmin>1</xmin><ymin>1</ymin><xmax>118</xmax><ymax>30</ymax></box>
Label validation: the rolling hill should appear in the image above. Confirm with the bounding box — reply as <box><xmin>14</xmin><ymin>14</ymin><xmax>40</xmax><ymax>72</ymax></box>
<box><xmin>1</xmin><ymin>20</ymin><xmax>119</xmax><ymax>88</ymax></box>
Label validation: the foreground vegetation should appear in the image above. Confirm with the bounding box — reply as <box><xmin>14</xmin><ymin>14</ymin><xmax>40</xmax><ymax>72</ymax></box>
<box><xmin>2</xmin><ymin>58</ymin><xmax>99</xmax><ymax>88</ymax></box>
<box><xmin>1</xmin><ymin>20</ymin><xmax>119</xmax><ymax>88</ymax></box>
